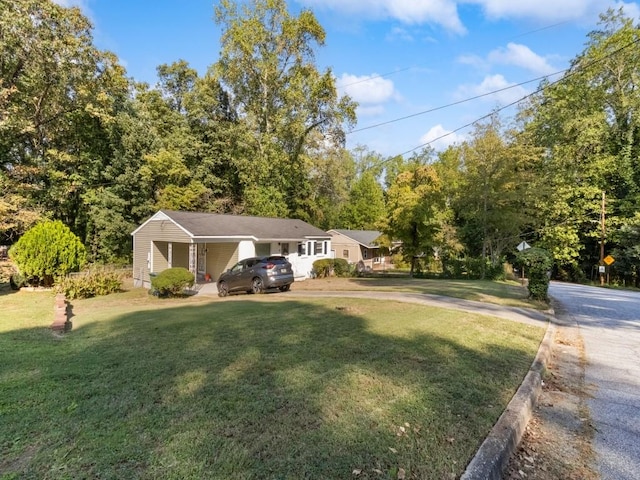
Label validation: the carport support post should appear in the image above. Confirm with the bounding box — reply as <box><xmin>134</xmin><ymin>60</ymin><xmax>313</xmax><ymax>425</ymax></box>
<box><xmin>189</xmin><ymin>244</ymin><xmax>197</xmax><ymax>279</ymax></box>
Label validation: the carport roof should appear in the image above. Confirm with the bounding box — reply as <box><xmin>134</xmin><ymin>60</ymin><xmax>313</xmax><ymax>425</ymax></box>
<box><xmin>133</xmin><ymin>210</ymin><xmax>330</xmax><ymax>241</ymax></box>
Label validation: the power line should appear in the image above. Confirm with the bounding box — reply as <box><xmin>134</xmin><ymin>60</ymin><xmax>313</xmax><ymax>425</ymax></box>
<box><xmin>348</xmin><ymin>70</ymin><xmax>565</xmax><ymax>134</ymax></box>
<box><xmin>392</xmin><ymin>35</ymin><xmax>640</xmax><ymax>157</ymax></box>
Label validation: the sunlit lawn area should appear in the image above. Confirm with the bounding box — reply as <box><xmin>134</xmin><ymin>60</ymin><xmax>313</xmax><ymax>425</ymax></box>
<box><xmin>0</xmin><ymin>285</ymin><xmax>544</xmax><ymax>479</ymax></box>
<box><xmin>292</xmin><ymin>275</ymin><xmax>543</xmax><ymax>309</ymax></box>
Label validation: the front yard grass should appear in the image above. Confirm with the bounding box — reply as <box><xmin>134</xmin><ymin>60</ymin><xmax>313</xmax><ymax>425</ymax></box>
<box><xmin>292</xmin><ymin>276</ymin><xmax>544</xmax><ymax>309</ymax></box>
<box><xmin>0</xmin><ymin>287</ymin><xmax>544</xmax><ymax>479</ymax></box>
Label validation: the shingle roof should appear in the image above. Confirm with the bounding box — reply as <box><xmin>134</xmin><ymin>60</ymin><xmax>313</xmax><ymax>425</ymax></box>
<box><xmin>330</xmin><ymin>229</ymin><xmax>382</xmax><ymax>247</ymax></box>
<box><xmin>160</xmin><ymin>210</ymin><xmax>329</xmax><ymax>240</ymax></box>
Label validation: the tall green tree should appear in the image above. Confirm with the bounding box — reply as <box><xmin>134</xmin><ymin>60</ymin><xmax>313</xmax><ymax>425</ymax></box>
<box><xmin>214</xmin><ymin>0</ymin><xmax>357</xmax><ymax>218</ymax></box>
<box><xmin>384</xmin><ymin>164</ymin><xmax>443</xmax><ymax>275</ymax></box>
<box><xmin>454</xmin><ymin>115</ymin><xmax>538</xmax><ymax>275</ymax></box>
<box><xmin>0</xmin><ymin>0</ymin><xmax>129</xmax><ymax>251</ymax></box>
<box><xmin>338</xmin><ymin>170</ymin><xmax>385</xmax><ymax>230</ymax></box>
<box><xmin>521</xmin><ymin>8</ymin><xmax>640</xmax><ymax>277</ymax></box>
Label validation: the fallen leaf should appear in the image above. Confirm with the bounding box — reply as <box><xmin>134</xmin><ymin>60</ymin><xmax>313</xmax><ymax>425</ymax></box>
<box><xmin>373</xmin><ymin>468</ymin><xmax>383</xmax><ymax>474</ymax></box>
<box><xmin>398</xmin><ymin>467</ymin><xmax>406</xmax><ymax>479</ymax></box>
<box><xmin>352</xmin><ymin>469</ymin><xmax>362</xmax><ymax>476</ymax></box>
<box><xmin>447</xmin><ymin>437</ymin><xmax>455</xmax><ymax>444</ymax></box>
<box><xmin>404</xmin><ymin>422</ymin><xmax>410</xmax><ymax>428</ymax></box>
<box><xmin>389</xmin><ymin>447</ymin><xmax>398</xmax><ymax>454</ymax></box>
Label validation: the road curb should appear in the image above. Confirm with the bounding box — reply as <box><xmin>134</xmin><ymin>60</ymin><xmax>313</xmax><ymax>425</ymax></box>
<box><xmin>460</xmin><ymin>311</ymin><xmax>556</xmax><ymax>480</ymax></box>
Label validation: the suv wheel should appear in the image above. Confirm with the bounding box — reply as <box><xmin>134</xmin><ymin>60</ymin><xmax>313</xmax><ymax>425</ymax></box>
<box><xmin>218</xmin><ymin>281</ymin><xmax>228</xmax><ymax>297</ymax></box>
<box><xmin>251</xmin><ymin>277</ymin><xmax>264</xmax><ymax>294</ymax></box>
<box><xmin>279</xmin><ymin>284</ymin><xmax>291</xmax><ymax>292</ymax></box>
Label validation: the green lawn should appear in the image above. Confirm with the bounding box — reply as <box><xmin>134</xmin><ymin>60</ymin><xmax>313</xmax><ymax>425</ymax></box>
<box><xmin>0</xmin><ymin>287</ymin><xmax>544</xmax><ymax>479</ymax></box>
<box><xmin>291</xmin><ymin>276</ymin><xmax>544</xmax><ymax>309</ymax></box>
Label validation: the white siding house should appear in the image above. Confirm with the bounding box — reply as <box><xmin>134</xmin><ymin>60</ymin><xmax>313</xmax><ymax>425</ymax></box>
<box><xmin>132</xmin><ymin>210</ymin><xmax>331</xmax><ymax>288</ymax></box>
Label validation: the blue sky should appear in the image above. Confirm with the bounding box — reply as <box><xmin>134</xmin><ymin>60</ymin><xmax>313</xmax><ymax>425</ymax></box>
<box><xmin>58</xmin><ymin>0</ymin><xmax>640</xmax><ymax>158</ymax></box>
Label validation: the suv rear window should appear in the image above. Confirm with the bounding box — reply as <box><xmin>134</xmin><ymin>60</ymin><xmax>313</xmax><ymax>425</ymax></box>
<box><xmin>264</xmin><ymin>256</ymin><xmax>288</xmax><ymax>265</ymax></box>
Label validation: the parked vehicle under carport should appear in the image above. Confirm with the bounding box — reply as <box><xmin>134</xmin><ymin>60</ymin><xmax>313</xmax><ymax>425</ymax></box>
<box><xmin>217</xmin><ymin>256</ymin><xmax>294</xmax><ymax>297</ymax></box>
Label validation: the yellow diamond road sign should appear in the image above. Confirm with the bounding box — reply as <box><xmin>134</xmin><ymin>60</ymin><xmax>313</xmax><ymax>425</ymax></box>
<box><xmin>604</xmin><ymin>255</ymin><xmax>615</xmax><ymax>266</ymax></box>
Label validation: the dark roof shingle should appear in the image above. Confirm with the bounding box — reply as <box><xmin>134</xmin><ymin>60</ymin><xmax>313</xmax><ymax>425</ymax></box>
<box><xmin>330</xmin><ymin>229</ymin><xmax>382</xmax><ymax>247</ymax></box>
<box><xmin>161</xmin><ymin>210</ymin><xmax>329</xmax><ymax>240</ymax></box>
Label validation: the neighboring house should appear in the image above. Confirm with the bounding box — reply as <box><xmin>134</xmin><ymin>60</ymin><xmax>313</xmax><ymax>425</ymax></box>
<box><xmin>132</xmin><ymin>210</ymin><xmax>331</xmax><ymax>288</ymax></box>
<box><xmin>328</xmin><ymin>229</ymin><xmax>393</xmax><ymax>272</ymax></box>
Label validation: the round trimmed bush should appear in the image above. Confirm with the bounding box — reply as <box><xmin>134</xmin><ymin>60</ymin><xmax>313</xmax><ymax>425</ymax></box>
<box><xmin>151</xmin><ymin>267</ymin><xmax>194</xmax><ymax>297</ymax></box>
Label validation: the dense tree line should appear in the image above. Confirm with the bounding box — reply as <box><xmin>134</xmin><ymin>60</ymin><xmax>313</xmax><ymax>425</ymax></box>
<box><xmin>1</xmin><ymin>1</ymin><xmax>639</xmax><ymax>285</ymax></box>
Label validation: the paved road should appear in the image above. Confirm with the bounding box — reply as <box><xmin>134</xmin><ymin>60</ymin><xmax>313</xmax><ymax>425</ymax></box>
<box><xmin>549</xmin><ymin>282</ymin><xmax>640</xmax><ymax>480</ymax></box>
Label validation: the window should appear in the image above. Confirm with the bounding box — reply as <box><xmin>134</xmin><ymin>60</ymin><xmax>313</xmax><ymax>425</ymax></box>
<box><xmin>315</xmin><ymin>241</ymin><xmax>323</xmax><ymax>255</ymax></box>
<box><xmin>298</xmin><ymin>242</ymin><xmax>306</xmax><ymax>255</ymax></box>
<box><xmin>363</xmin><ymin>249</ymin><xmax>368</xmax><ymax>259</ymax></box>
<box><xmin>281</xmin><ymin>243</ymin><xmax>289</xmax><ymax>255</ymax></box>
<box><xmin>343</xmin><ymin>249</ymin><xmax>349</xmax><ymax>258</ymax></box>
<box><xmin>323</xmin><ymin>241</ymin><xmax>328</xmax><ymax>255</ymax></box>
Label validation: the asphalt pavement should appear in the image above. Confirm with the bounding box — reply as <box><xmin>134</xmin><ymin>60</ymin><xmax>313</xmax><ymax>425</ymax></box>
<box><xmin>549</xmin><ymin>282</ymin><xmax>640</xmax><ymax>480</ymax></box>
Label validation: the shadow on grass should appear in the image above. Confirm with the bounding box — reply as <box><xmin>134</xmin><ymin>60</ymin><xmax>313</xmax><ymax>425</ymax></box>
<box><xmin>0</xmin><ymin>299</ymin><xmax>542</xmax><ymax>479</ymax></box>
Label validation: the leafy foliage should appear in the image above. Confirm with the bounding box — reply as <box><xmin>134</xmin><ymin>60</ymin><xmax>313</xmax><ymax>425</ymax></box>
<box><xmin>312</xmin><ymin>258</ymin><xmax>352</xmax><ymax>278</ymax></box>
<box><xmin>517</xmin><ymin>247</ymin><xmax>553</xmax><ymax>301</ymax></box>
<box><xmin>151</xmin><ymin>267</ymin><xmax>195</xmax><ymax>297</ymax></box>
<box><xmin>56</xmin><ymin>269</ymin><xmax>123</xmax><ymax>299</ymax></box>
<box><xmin>383</xmin><ymin>159</ymin><xmax>444</xmax><ymax>275</ymax></box>
<box><xmin>214</xmin><ymin>0</ymin><xmax>357</xmax><ymax>218</ymax></box>
<box><xmin>9</xmin><ymin>221</ymin><xmax>86</xmax><ymax>286</ymax></box>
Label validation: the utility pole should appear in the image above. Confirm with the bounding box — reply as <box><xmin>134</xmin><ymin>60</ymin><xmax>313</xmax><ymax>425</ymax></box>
<box><xmin>600</xmin><ymin>191</ymin><xmax>606</xmax><ymax>286</ymax></box>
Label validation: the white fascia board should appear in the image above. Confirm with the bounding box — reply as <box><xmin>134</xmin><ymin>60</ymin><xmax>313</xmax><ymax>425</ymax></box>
<box><xmin>131</xmin><ymin>210</ymin><xmax>193</xmax><ymax>237</ymax></box>
<box><xmin>191</xmin><ymin>235</ymin><xmax>257</xmax><ymax>243</ymax></box>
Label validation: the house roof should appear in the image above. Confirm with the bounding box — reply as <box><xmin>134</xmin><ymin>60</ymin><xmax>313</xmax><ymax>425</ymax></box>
<box><xmin>328</xmin><ymin>229</ymin><xmax>382</xmax><ymax>248</ymax></box>
<box><xmin>133</xmin><ymin>210</ymin><xmax>330</xmax><ymax>241</ymax></box>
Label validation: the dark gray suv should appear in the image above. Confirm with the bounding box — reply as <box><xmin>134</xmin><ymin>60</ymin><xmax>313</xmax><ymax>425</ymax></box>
<box><xmin>217</xmin><ymin>256</ymin><xmax>294</xmax><ymax>297</ymax></box>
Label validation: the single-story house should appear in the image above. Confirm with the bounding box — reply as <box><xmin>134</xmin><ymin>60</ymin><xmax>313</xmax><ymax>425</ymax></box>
<box><xmin>132</xmin><ymin>210</ymin><xmax>332</xmax><ymax>288</ymax></box>
<box><xmin>327</xmin><ymin>229</ymin><xmax>394</xmax><ymax>271</ymax></box>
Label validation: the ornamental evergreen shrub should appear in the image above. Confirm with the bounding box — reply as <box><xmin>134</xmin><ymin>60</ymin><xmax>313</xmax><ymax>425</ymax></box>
<box><xmin>516</xmin><ymin>247</ymin><xmax>553</xmax><ymax>301</ymax></box>
<box><xmin>151</xmin><ymin>267</ymin><xmax>194</xmax><ymax>297</ymax></box>
<box><xmin>9</xmin><ymin>220</ymin><xmax>86</xmax><ymax>287</ymax></box>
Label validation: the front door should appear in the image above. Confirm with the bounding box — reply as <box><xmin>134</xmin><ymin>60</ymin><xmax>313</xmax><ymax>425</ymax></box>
<box><xmin>197</xmin><ymin>244</ymin><xmax>206</xmax><ymax>278</ymax></box>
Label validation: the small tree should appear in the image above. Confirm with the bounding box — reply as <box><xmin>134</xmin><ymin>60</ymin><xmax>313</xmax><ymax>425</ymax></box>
<box><xmin>516</xmin><ymin>247</ymin><xmax>553</xmax><ymax>301</ymax></box>
<box><xmin>9</xmin><ymin>220</ymin><xmax>86</xmax><ymax>287</ymax></box>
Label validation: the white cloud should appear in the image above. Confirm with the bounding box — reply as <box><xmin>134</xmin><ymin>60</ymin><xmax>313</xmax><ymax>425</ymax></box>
<box><xmin>466</xmin><ymin>0</ymin><xmax>639</xmax><ymax>23</ymax></box>
<box><xmin>420</xmin><ymin>124</ymin><xmax>465</xmax><ymax>151</ymax></box>
<box><xmin>296</xmin><ymin>0</ymin><xmax>640</xmax><ymax>33</ymax></box>
<box><xmin>386</xmin><ymin>27</ymin><xmax>415</xmax><ymax>42</ymax></box>
<box><xmin>457</xmin><ymin>54</ymin><xmax>487</xmax><ymax>69</ymax></box>
<box><xmin>297</xmin><ymin>0</ymin><xmax>466</xmax><ymax>34</ymax></box>
<box><xmin>337</xmin><ymin>73</ymin><xmax>398</xmax><ymax>105</ymax></box>
<box><xmin>487</xmin><ymin>43</ymin><xmax>556</xmax><ymax>75</ymax></box>
<box><xmin>456</xmin><ymin>74</ymin><xmax>529</xmax><ymax>105</ymax></box>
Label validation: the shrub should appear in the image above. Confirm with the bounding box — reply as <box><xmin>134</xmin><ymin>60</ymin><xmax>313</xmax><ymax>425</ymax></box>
<box><xmin>332</xmin><ymin>258</ymin><xmax>351</xmax><ymax>277</ymax></box>
<box><xmin>440</xmin><ymin>256</ymin><xmax>505</xmax><ymax>280</ymax></box>
<box><xmin>9</xmin><ymin>272</ymin><xmax>26</xmax><ymax>290</ymax></box>
<box><xmin>151</xmin><ymin>267</ymin><xmax>194</xmax><ymax>297</ymax></box>
<box><xmin>517</xmin><ymin>247</ymin><xmax>553</xmax><ymax>301</ymax></box>
<box><xmin>312</xmin><ymin>259</ymin><xmax>333</xmax><ymax>278</ymax></box>
<box><xmin>56</xmin><ymin>269</ymin><xmax>123</xmax><ymax>299</ymax></box>
<box><xmin>312</xmin><ymin>258</ymin><xmax>353</xmax><ymax>278</ymax></box>
<box><xmin>9</xmin><ymin>220</ymin><xmax>86</xmax><ymax>287</ymax></box>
